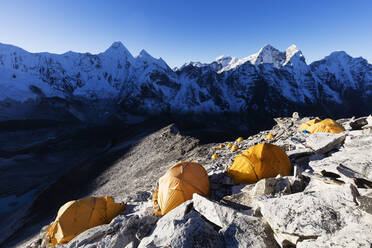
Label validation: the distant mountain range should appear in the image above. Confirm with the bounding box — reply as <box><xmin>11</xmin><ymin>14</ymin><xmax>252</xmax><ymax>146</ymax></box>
<box><xmin>0</xmin><ymin>42</ymin><xmax>371</xmax><ymax>125</ymax></box>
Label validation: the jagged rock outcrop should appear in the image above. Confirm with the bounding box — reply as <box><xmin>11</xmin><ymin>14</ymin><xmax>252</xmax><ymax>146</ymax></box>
<box><xmin>257</xmin><ymin>184</ymin><xmax>366</xmax><ymax>246</ymax></box>
<box><xmin>305</xmin><ymin>132</ymin><xmax>346</xmax><ymax>153</ymax></box>
<box><xmin>220</xmin><ymin>213</ymin><xmax>279</xmax><ymax>248</ymax></box>
<box><xmin>138</xmin><ymin>200</ymin><xmax>225</xmax><ymax>248</ymax></box>
<box><xmin>308</xmin><ymin>130</ymin><xmax>372</xmax><ymax>183</ymax></box>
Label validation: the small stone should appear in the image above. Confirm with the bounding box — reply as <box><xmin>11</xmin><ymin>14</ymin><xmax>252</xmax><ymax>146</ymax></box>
<box><xmin>362</xmin><ymin>125</ymin><xmax>372</xmax><ymax>134</ymax></box>
<box><xmin>349</xmin><ymin>117</ymin><xmax>368</xmax><ymax>130</ymax></box>
<box><xmin>251</xmin><ymin>177</ymin><xmax>291</xmax><ymax>197</ymax></box>
<box><xmin>292</xmin><ymin>112</ymin><xmax>300</xmax><ymax>119</ymax></box>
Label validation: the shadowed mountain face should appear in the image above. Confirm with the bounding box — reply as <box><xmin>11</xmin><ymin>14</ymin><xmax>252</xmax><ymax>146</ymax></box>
<box><xmin>0</xmin><ymin>42</ymin><xmax>371</xmax><ymax>127</ymax></box>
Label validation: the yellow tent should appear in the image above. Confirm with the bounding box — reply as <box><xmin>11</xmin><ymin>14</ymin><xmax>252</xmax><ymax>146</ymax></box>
<box><xmin>231</xmin><ymin>145</ymin><xmax>239</xmax><ymax>152</ymax></box>
<box><xmin>299</xmin><ymin>118</ymin><xmax>322</xmax><ymax>131</ymax></box>
<box><xmin>265</xmin><ymin>133</ymin><xmax>275</xmax><ymax>140</ymax></box>
<box><xmin>306</xmin><ymin>118</ymin><xmax>345</xmax><ymax>134</ymax></box>
<box><xmin>227</xmin><ymin>143</ymin><xmax>292</xmax><ymax>184</ymax></box>
<box><xmin>153</xmin><ymin>162</ymin><xmax>209</xmax><ymax>216</ymax></box>
<box><xmin>47</xmin><ymin>196</ymin><xmax>125</xmax><ymax>246</ymax></box>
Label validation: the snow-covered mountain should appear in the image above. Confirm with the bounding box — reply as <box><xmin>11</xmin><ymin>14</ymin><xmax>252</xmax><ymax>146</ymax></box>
<box><xmin>0</xmin><ymin>42</ymin><xmax>371</xmax><ymax>123</ymax></box>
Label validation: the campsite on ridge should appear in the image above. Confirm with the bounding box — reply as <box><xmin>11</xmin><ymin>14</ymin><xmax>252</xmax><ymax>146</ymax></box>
<box><xmin>1</xmin><ymin>1</ymin><xmax>372</xmax><ymax>247</ymax></box>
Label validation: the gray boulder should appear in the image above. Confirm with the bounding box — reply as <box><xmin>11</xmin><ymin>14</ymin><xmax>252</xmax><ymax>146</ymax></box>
<box><xmin>221</xmin><ymin>214</ymin><xmax>279</xmax><ymax>248</ymax></box>
<box><xmin>138</xmin><ymin>200</ymin><xmax>224</xmax><ymax>248</ymax></box>
<box><xmin>349</xmin><ymin>116</ymin><xmax>368</xmax><ymax>130</ymax></box>
<box><xmin>297</xmin><ymin>222</ymin><xmax>372</xmax><ymax>248</ymax></box>
<box><xmin>221</xmin><ymin>188</ymin><xmax>257</xmax><ymax>212</ymax></box>
<box><xmin>362</xmin><ymin>116</ymin><xmax>372</xmax><ymax>133</ymax></box>
<box><xmin>258</xmin><ymin>184</ymin><xmax>366</xmax><ymax>246</ymax></box>
<box><xmin>192</xmin><ymin>193</ymin><xmax>252</xmax><ymax>228</ymax></box>
<box><xmin>356</xmin><ymin>194</ymin><xmax>372</xmax><ymax>215</ymax></box>
<box><xmin>363</xmin><ymin>125</ymin><xmax>372</xmax><ymax>134</ymax></box>
<box><xmin>250</xmin><ymin>176</ymin><xmax>291</xmax><ymax>196</ymax></box>
<box><xmin>286</xmin><ymin>148</ymin><xmax>314</xmax><ymax>160</ymax></box>
<box><xmin>221</xmin><ymin>176</ymin><xmax>307</xmax><ymax>216</ymax></box>
<box><xmin>292</xmin><ymin>112</ymin><xmax>300</xmax><ymax>120</ymax></box>
<box><xmin>305</xmin><ymin>132</ymin><xmax>346</xmax><ymax>154</ymax></box>
<box><xmin>192</xmin><ymin>192</ymin><xmax>279</xmax><ymax>247</ymax></box>
<box><xmin>302</xmin><ymin>172</ymin><xmax>345</xmax><ymax>193</ymax></box>
<box><xmin>309</xmin><ymin>132</ymin><xmax>372</xmax><ymax>183</ymax></box>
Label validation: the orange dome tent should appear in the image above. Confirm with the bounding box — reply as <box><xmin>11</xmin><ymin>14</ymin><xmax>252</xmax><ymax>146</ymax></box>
<box><xmin>47</xmin><ymin>196</ymin><xmax>125</xmax><ymax>246</ymax></box>
<box><xmin>299</xmin><ymin>118</ymin><xmax>345</xmax><ymax>134</ymax></box>
<box><xmin>227</xmin><ymin>143</ymin><xmax>292</xmax><ymax>184</ymax></box>
<box><xmin>231</xmin><ymin>145</ymin><xmax>239</xmax><ymax>152</ymax></box>
<box><xmin>299</xmin><ymin>118</ymin><xmax>322</xmax><ymax>131</ymax></box>
<box><xmin>306</xmin><ymin>118</ymin><xmax>345</xmax><ymax>134</ymax></box>
<box><xmin>153</xmin><ymin>162</ymin><xmax>209</xmax><ymax>216</ymax></box>
<box><xmin>265</xmin><ymin>133</ymin><xmax>275</xmax><ymax>140</ymax></box>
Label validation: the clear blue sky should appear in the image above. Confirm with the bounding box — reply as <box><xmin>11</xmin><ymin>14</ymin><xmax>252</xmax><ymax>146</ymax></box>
<box><xmin>1</xmin><ymin>0</ymin><xmax>371</xmax><ymax>67</ymax></box>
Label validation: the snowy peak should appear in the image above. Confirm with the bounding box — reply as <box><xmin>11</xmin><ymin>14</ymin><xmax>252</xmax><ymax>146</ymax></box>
<box><xmin>326</xmin><ymin>51</ymin><xmax>352</xmax><ymax>62</ymax></box>
<box><xmin>215</xmin><ymin>55</ymin><xmax>232</xmax><ymax>66</ymax></box>
<box><xmin>135</xmin><ymin>49</ymin><xmax>169</xmax><ymax>70</ymax></box>
<box><xmin>313</xmin><ymin>50</ymin><xmax>360</xmax><ymax>70</ymax></box>
<box><xmin>139</xmin><ymin>49</ymin><xmax>152</xmax><ymax>58</ymax></box>
<box><xmin>310</xmin><ymin>50</ymin><xmax>367</xmax><ymax>91</ymax></box>
<box><xmin>102</xmin><ymin>41</ymin><xmax>134</xmax><ymax>60</ymax></box>
<box><xmin>216</xmin><ymin>44</ymin><xmax>303</xmax><ymax>72</ymax></box>
<box><xmin>248</xmin><ymin>44</ymin><xmax>285</xmax><ymax>68</ymax></box>
<box><xmin>257</xmin><ymin>44</ymin><xmax>281</xmax><ymax>57</ymax></box>
<box><xmin>286</xmin><ymin>44</ymin><xmax>300</xmax><ymax>56</ymax></box>
<box><xmin>283</xmin><ymin>44</ymin><xmax>305</xmax><ymax>66</ymax></box>
<box><xmin>107</xmin><ymin>41</ymin><xmax>126</xmax><ymax>51</ymax></box>
<box><xmin>215</xmin><ymin>55</ymin><xmax>239</xmax><ymax>68</ymax></box>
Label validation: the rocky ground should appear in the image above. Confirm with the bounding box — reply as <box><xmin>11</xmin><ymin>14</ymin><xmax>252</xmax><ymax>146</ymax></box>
<box><xmin>17</xmin><ymin>114</ymin><xmax>372</xmax><ymax>247</ymax></box>
<box><xmin>0</xmin><ymin>118</ymin><xmax>170</xmax><ymax>247</ymax></box>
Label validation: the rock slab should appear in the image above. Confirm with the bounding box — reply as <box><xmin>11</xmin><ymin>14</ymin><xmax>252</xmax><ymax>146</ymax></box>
<box><xmin>305</xmin><ymin>132</ymin><xmax>346</xmax><ymax>154</ymax></box>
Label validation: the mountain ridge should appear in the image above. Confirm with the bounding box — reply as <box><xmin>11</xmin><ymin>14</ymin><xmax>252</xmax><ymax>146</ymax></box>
<box><xmin>0</xmin><ymin>41</ymin><xmax>371</xmax><ymax>125</ymax></box>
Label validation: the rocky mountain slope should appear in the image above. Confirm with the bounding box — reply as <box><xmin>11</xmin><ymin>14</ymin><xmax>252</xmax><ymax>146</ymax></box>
<box><xmin>17</xmin><ymin>114</ymin><xmax>372</xmax><ymax>248</ymax></box>
<box><xmin>0</xmin><ymin>42</ymin><xmax>371</xmax><ymax>124</ymax></box>
<box><xmin>0</xmin><ymin>118</ymin><xmax>177</xmax><ymax>247</ymax></box>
